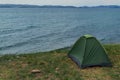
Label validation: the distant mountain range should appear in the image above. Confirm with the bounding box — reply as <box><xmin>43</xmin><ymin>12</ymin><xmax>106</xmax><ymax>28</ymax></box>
<box><xmin>0</xmin><ymin>4</ymin><xmax>120</xmax><ymax>8</ymax></box>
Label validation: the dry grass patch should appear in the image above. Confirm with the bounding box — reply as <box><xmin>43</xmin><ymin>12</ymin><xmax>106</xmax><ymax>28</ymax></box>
<box><xmin>80</xmin><ymin>67</ymin><xmax>112</xmax><ymax>80</ymax></box>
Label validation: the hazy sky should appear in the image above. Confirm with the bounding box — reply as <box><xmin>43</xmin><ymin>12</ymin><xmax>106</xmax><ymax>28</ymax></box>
<box><xmin>0</xmin><ymin>0</ymin><xmax>120</xmax><ymax>6</ymax></box>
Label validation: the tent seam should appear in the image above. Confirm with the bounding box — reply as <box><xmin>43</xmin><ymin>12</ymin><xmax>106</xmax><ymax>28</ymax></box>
<box><xmin>81</xmin><ymin>37</ymin><xmax>86</xmax><ymax>65</ymax></box>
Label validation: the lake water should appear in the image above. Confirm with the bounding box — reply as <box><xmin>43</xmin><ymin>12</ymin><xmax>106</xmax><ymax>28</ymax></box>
<box><xmin>0</xmin><ymin>8</ymin><xmax>120</xmax><ymax>54</ymax></box>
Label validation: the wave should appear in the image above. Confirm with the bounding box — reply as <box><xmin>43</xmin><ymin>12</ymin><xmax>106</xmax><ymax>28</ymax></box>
<box><xmin>0</xmin><ymin>40</ymin><xmax>29</xmax><ymax>50</ymax></box>
<box><xmin>0</xmin><ymin>31</ymin><xmax>62</xmax><ymax>51</ymax></box>
<box><xmin>0</xmin><ymin>25</ymin><xmax>39</xmax><ymax>35</ymax></box>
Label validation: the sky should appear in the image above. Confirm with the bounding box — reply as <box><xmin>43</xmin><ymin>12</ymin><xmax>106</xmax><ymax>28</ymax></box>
<box><xmin>0</xmin><ymin>0</ymin><xmax>120</xmax><ymax>6</ymax></box>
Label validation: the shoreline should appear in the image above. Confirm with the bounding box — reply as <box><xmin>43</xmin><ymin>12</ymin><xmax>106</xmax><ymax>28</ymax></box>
<box><xmin>0</xmin><ymin>44</ymin><xmax>120</xmax><ymax>55</ymax></box>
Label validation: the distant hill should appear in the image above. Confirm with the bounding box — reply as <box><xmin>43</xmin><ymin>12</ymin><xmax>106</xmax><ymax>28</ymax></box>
<box><xmin>79</xmin><ymin>5</ymin><xmax>120</xmax><ymax>8</ymax></box>
<box><xmin>0</xmin><ymin>4</ymin><xmax>40</xmax><ymax>8</ymax></box>
<box><xmin>0</xmin><ymin>4</ymin><xmax>120</xmax><ymax>8</ymax></box>
<box><xmin>0</xmin><ymin>4</ymin><xmax>76</xmax><ymax>8</ymax></box>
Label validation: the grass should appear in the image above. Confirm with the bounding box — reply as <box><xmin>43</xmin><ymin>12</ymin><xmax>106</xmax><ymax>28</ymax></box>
<box><xmin>0</xmin><ymin>44</ymin><xmax>120</xmax><ymax>80</ymax></box>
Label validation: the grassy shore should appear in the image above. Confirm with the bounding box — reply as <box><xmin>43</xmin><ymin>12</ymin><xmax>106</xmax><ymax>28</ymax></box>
<box><xmin>0</xmin><ymin>44</ymin><xmax>120</xmax><ymax>80</ymax></box>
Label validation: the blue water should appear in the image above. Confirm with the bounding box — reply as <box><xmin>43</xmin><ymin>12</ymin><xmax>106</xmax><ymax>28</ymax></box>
<box><xmin>0</xmin><ymin>8</ymin><xmax>120</xmax><ymax>54</ymax></box>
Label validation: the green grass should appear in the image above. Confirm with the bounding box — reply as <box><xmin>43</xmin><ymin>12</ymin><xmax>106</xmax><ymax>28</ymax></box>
<box><xmin>0</xmin><ymin>44</ymin><xmax>120</xmax><ymax>80</ymax></box>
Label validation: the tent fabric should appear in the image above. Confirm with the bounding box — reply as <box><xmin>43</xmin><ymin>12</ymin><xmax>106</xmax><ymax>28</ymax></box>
<box><xmin>68</xmin><ymin>35</ymin><xmax>112</xmax><ymax>68</ymax></box>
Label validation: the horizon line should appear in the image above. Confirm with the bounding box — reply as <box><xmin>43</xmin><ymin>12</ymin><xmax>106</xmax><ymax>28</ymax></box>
<box><xmin>0</xmin><ymin>3</ymin><xmax>120</xmax><ymax>7</ymax></box>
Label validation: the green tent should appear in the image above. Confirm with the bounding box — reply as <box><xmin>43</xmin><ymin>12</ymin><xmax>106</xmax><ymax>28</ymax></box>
<box><xmin>68</xmin><ymin>35</ymin><xmax>112</xmax><ymax>68</ymax></box>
